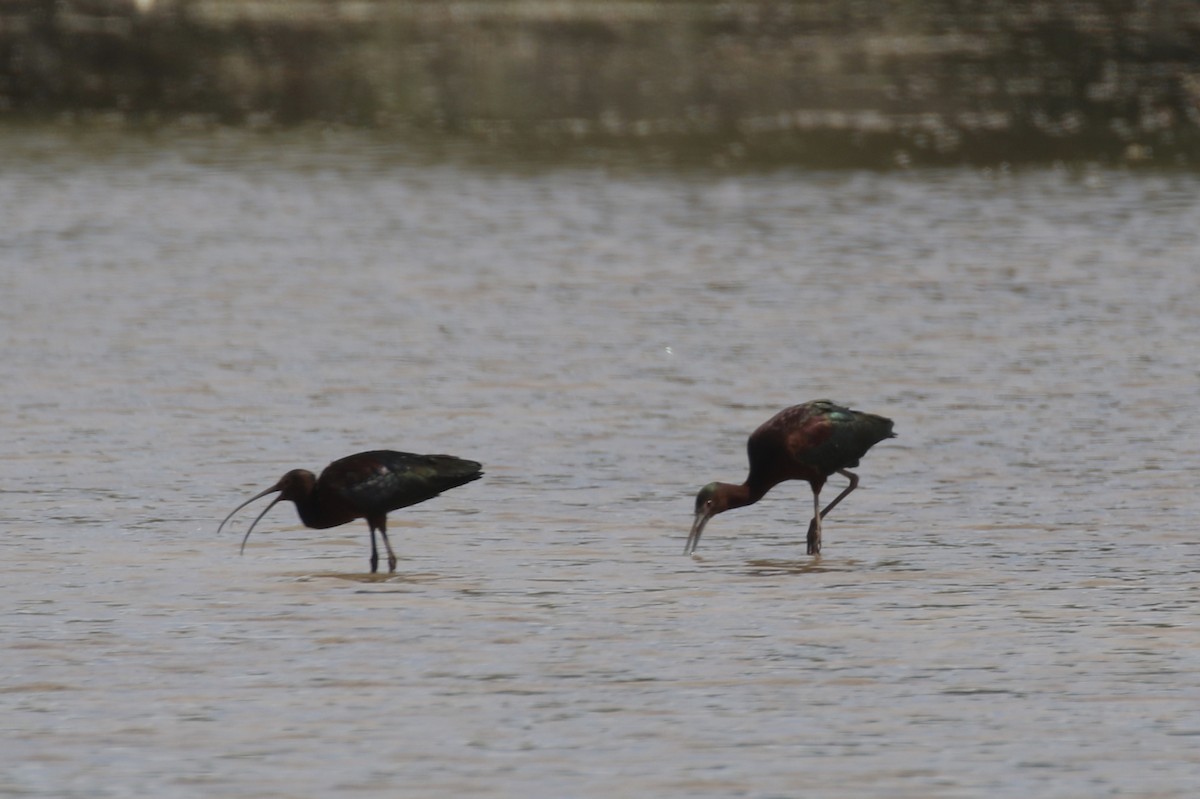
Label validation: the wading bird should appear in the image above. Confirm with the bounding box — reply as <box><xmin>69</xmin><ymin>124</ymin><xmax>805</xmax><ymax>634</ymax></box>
<box><xmin>218</xmin><ymin>450</ymin><xmax>483</xmax><ymax>573</ymax></box>
<box><xmin>685</xmin><ymin>400</ymin><xmax>894</xmax><ymax>556</ymax></box>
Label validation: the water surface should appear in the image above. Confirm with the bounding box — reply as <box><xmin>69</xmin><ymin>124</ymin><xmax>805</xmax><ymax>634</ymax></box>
<box><xmin>2</xmin><ymin>129</ymin><xmax>1198</xmax><ymax>797</ymax></box>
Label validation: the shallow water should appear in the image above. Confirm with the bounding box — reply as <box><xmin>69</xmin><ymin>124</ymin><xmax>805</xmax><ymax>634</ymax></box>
<box><xmin>2</xmin><ymin>129</ymin><xmax>1198</xmax><ymax>797</ymax></box>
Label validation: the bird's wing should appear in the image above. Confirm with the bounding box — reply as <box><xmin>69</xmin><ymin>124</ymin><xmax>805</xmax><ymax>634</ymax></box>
<box><xmin>781</xmin><ymin>407</ymin><xmax>841</xmax><ymax>468</ymax></box>
<box><xmin>787</xmin><ymin>406</ymin><xmax>892</xmax><ymax>472</ymax></box>
<box><xmin>330</xmin><ymin>451</ymin><xmax>482</xmax><ymax>514</ymax></box>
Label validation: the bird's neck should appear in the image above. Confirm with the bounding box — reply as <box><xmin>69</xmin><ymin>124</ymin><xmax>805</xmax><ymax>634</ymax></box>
<box><xmin>723</xmin><ymin>481</ymin><xmax>766</xmax><ymax>511</ymax></box>
<box><xmin>291</xmin><ymin>491</ymin><xmax>335</xmax><ymax>529</ymax></box>
<box><xmin>742</xmin><ymin>466</ymin><xmax>788</xmax><ymax>506</ymax></box>
<box><xmin>292</xmin><ymin>484</ymin><xmax>360</xmax><ymax>530</ymax></box>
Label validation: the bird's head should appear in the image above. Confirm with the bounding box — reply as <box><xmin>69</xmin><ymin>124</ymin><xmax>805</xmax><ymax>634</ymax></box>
<box><xmin>272</xmin><ymin>469</ymin><xmax>317</xmax><ymax>501</ymax></box>
<box><xmin>684</xmin><ymin>481</ymin><xmax>732</xmax><ymax>555</ymax></box>
<box><xmin>217</xmin><ymin>469</ymin><xmax>317</xmax><ymax>554</ymax></box>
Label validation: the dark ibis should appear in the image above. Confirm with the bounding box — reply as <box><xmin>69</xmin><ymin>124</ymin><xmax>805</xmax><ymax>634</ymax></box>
<box><xmin>685</xmin><ymin>400</ymin><xmax>894</xmax><ymax>556</ymax></box>
<box><xmin>218</xmin><ymin>450</ymin><xmax>483</xmax><ymax>573</ymax></box>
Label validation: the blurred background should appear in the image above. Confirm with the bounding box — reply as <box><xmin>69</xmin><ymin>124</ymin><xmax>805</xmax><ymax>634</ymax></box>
<box><xmin>5</xmin><ymin>0</ymin><xmax>1200</xmax><ymax>166</ymax></box>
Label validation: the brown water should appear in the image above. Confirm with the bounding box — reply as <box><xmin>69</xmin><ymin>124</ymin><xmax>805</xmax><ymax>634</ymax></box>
<box><xmin>2</xmin><ymin>128</ymin><xmax>1198</xmax><ymax>797</ymax></box>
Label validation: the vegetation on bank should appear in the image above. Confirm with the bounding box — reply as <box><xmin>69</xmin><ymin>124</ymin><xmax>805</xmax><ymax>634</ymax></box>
<box><xmin>3</xmin><ymin>0</ymin><xmax>1200</xmax><ymax>165</ymax></box>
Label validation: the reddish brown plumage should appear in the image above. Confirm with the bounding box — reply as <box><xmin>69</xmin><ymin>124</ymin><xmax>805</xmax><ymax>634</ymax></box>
<box><xmin>686</xmin><ymin>400</ymin><xmax>895</xmax><ymax>556</ymax></box>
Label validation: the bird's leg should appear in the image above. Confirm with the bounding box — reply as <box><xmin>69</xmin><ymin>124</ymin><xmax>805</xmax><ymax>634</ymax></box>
<box><xmin>368</xmin><ymin>525</ymin><xmax>380</xmax><ymax>574</ymax></box>
<box><xmin>819</xmin><ymin>469</ymin><xmax>860</xmax><ymax>520</ymax></box>
<box><xmin>375</xmin><ymin>516</ymin><xmax>398</xmax><ymax>574</ymax></box>
<box><xmin>807</xmin><ymin>470</ymin><xmax>860</xmax><ymax>554</ymax></box>
<box><xmin>807</xmin><ymin>488</ymin><xmax>822</xmax><ymax>555</ymax></box>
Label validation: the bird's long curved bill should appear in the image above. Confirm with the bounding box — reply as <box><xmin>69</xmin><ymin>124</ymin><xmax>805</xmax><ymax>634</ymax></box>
<box><xmin>684</xmin><ymin>511</ymin><xmax>710</xmax><ymax>555</ymax></box>
<box><xmin>216</xmin><ymin>484</ymin><xmax>283</xmax><ymax>555</ymax></box>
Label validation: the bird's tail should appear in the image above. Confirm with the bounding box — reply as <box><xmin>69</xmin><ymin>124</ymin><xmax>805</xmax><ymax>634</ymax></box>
<box><xmin>424</xmin><ymin>455</ymin><xmax>485</xmax><ymax>490</ymax></box>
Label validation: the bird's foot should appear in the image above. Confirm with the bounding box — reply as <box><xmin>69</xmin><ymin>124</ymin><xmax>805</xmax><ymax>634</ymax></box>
<box><xmin>387</xmin><ymin>555</ymin><xmax>398</xmax><ymax>573</ymax></box>
<box><xmin>805</xmin><ymin>519</ymin><xmax>821</xmax><ymax>556</ymax></box>
<box><xmin>369</xmin><ymin>554</ymin><xmax>380</xmax><ymax>574</ymax></box>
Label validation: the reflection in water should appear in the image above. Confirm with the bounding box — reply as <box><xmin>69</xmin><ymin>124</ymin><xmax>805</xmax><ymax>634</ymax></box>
<box><xmin>303</xmin><ymin>571</ymin><xmax>444</xmax><ymax>584</ymax></box>
<box><xmin>741</xmin><ymin>558</ymin><xmax>848</xmax><ymax>577</ymax></box>
<box><xmin>1</xmin><ymin>130</ymin><xmax>1198</xmax><ymax>797</ymax></box>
